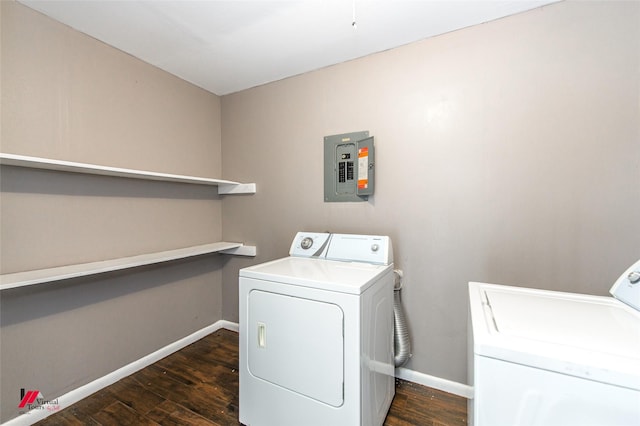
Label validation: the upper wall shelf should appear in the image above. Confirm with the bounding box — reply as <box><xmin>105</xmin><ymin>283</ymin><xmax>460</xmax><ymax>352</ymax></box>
<box><xmin>0</xmin><ymin>153</ymin><xmax>256</xmax><ymax>195</ymax></box>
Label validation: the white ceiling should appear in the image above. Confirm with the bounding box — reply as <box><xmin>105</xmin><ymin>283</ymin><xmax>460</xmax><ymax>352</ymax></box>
<box><xmin>20</xmin><ymin>0</ymin><xmax>559</xmax><ymax>96</ymax></box>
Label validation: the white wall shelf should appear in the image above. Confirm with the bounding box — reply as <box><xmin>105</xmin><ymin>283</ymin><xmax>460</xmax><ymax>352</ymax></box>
<box><xmin>0</xmin><ymin>153</ymin><xmax>256</xmax><ymax>194</ymax></box>
<box><xmin>1</xmin><ymin>153</ymin><xmax>257</xmax><ymax>290</ymax></box>
<box><xmin>0</xmin><ymin>242</ymin><xmax>257</xmax><ymax>291</ymax></box>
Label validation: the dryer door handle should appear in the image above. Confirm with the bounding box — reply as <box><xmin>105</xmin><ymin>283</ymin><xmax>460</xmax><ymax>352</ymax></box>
<box><xmin>257</xmin><ymin>322</ymin><xmax>267</xmax><ymax>348</ymax></box>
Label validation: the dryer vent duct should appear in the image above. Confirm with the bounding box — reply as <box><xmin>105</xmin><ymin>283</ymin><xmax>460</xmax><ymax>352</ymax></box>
<box><xmin>393</xmin><ymin>269</ymin><xmax>411</xmax><ymax>367</ymax></box>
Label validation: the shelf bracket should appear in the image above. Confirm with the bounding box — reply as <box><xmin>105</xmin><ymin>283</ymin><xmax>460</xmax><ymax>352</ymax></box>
<box><xmin>219</xmin><ymin>245</ymin><xmax>257</xmax><ymax>257</ymax></box>
<box><xmin>218</xmin><ymin>183</ymin><xmax>256</xmax><ymax>195</ymax></box>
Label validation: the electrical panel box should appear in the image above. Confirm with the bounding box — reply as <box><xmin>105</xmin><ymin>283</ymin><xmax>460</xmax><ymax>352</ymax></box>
<box><xmin>324</xmin><ymin>131</ymin><xmax>374</xmax><ymax>202</ymax></box>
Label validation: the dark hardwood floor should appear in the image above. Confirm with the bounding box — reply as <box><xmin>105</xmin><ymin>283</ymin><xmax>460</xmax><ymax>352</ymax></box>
<box><xmin>35</xmin><ymin>328</ymin><xmax>467</xmax><ymax>425</ymax></box>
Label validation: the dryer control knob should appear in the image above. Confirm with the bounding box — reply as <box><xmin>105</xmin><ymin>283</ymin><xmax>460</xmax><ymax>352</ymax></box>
<box><xmin>628</xmin><ymin>270</ymin><xmax>640</xmax><ymax>284</ymax></box>
<box><xmin>301</xmin><ymin>237</ymin><xmax>314</xmax><ymax>250</ymax></box>
<box><xmin>371</xmin><ymin>244</ymin><xmax>379</xmax><ymax>252</ymax></box>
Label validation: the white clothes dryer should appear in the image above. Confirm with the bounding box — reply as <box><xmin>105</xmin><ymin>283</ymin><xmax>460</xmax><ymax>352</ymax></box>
<box><xmin>468</xmin><ymin>259</ymin><xmax>640</xmax><ymax>426</ymax></box>
<box><xmin>239</xmin><ymin>232</ymin><xmax>395</xmax><ymax>426</ymax></box>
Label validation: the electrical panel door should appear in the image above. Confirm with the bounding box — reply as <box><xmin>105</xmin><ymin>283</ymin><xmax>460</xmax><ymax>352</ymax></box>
<box><xmin>324</xmin><ymin>131</ymin><xmax>375</xmax><ymax>202</ymax></box>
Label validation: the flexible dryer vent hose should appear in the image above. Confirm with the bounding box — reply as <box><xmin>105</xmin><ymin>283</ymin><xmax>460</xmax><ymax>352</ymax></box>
<box><xmin>393</xmin><ymin>270</ymin><xmax>411</xmax><ymax>367</ymax></box>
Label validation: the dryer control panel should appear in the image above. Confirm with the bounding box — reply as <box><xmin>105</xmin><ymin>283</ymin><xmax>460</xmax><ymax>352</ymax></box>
<box><xmin>289</xmin><ymin>232</ymin><xmax>332</xmax><ymax>258</ymax></box>
<box><xmin>289</xmin><ymin>232</ymin><xmax>393</xmax><ymax>265</ymax></box>
<box><xmin>610</xmin><ymin>258</ymin><xmax>640</xmax><ymax>312</ymax></box>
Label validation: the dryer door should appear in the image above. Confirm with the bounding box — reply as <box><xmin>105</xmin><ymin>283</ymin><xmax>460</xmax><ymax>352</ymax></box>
<box><xmin>248</xmin><ymin>290</ymin><xmax>344</xmax><ymax>407</ymax></box>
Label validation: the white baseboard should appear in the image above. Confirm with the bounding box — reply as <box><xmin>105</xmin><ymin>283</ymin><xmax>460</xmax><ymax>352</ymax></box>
<box><xmin>5</xmin><ymin>320</ymin><xmax>472</xmax><ymax>425</ymax></box>
<box><xmin>218</xmin><ymin>319</ymin><xmax>239</xmax><ymax>333</ymax></box>
<box><xmin>3</xmin><ymin>320</ymin><xmax>234</xmax><ymax>426</ymax></box>
<box><xmin>395</xmin><ymin>366</ymin><xmax>473</xmax><ymax>399</ymax></box>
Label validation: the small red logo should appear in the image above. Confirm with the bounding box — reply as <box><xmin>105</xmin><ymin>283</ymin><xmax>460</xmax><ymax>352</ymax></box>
<box><xmin>18</xmin><ymin>389</ymin><xmax>41</xmax><ymax>408</ymax></box>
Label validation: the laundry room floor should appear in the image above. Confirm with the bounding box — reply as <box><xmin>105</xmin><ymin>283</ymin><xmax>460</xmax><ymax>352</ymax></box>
<box><xmin>35</xmin><ymin>328</ymin><xmax>467</xmax><ymax>425</ymax></box>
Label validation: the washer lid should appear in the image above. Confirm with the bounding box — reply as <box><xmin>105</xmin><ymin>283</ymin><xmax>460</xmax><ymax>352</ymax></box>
<box><xmin>469</xmin><ymin>282</ymin><xmax>640</xmax><ymax>390</ymax></box>
<box><xmin>487</xmin><ymin>288</ymin><xmax>639</xmax><ymax>358</ymax></box>
<box><xmin>239</xmin><ymin>256</ymin><xmax>392</xmax><ymax>294</ymax></box>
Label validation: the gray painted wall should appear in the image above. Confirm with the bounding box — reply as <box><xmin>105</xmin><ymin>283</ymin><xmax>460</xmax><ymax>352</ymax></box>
<box><xmin>1</xmin><ymin>2</ymin><xmax>225</xmax><ymax>422</ymax></box>
<box><xmin>2</xmin><ymin>1</ymin><xmax>639</xmax><ymax>423</ymax></box>
<box><xmin>221</xmin><ymin>1</ymin><xmax>640</xmax><ymax>384</ymax></box>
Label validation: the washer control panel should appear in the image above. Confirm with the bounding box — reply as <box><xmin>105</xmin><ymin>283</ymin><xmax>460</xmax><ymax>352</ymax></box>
<box><xmin>289</xmin><ymin>232</ymin><xmax>393</xmax><ymax>265</ymax></box>
<box><xmin>610</xmin><ymin>258</ymin><xmax>640</xmax><ymax>312</ymax></box>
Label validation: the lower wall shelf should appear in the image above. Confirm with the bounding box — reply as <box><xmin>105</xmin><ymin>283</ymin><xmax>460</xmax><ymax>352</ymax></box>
<box><xmin>0</xmin><ymin>242</ymin><xmax>257</xmax><ymax>291</ymax></box>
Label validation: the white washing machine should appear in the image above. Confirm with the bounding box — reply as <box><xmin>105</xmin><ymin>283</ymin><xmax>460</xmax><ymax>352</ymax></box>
<box><xmin>468</xmin><ymin>259</ymin><xmax>640</xmax><ymax>426</ymax></box>
<box><xmin>239</xmin><ymin>232</ymin><xmax>395</xmax><ymax>426</ymax></box>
